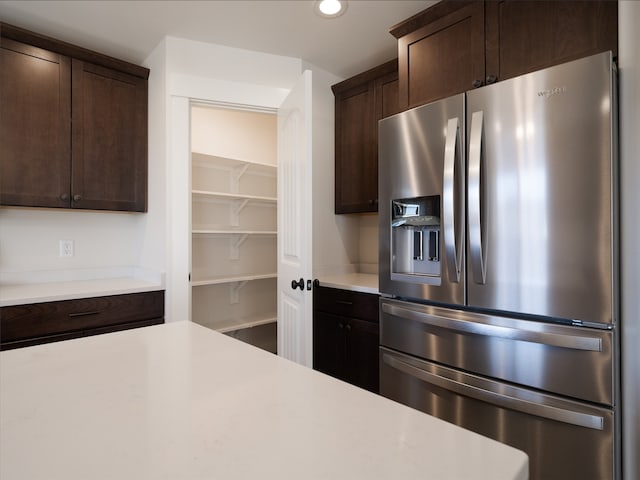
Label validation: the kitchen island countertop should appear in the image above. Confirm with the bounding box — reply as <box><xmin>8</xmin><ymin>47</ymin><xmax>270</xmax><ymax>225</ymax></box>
<box><xmin>0</xmin><ymin>321</ymin><xmax>528</xmax><ymax>480</ymax></box>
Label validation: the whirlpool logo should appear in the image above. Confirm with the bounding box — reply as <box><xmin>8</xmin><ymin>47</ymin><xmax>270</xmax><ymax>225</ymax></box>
<box><xmin>537</xmin><ymin>86</ymin><xmax>567</xmax><ymax>98</ymax></box>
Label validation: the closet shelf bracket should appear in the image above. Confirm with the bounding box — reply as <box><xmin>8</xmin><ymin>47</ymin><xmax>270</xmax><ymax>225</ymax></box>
<box><xmin>230</xmin><ymin>233</ymin><xmax>249</xmax><ymax>260</ymax></box>
<box><xmin>230</xmin><ymin>198</ymin><xmax>250</xmax><ymax>226</ymax></box>
<box><xmin>230</xmin><ymin>163</ymin><xmax>251</xmax><ymax>193</ymax></box>
<box><xmin>230</xmin><ymin>280</ymin><xmax>248</xmax><ymax>304</ymax></box>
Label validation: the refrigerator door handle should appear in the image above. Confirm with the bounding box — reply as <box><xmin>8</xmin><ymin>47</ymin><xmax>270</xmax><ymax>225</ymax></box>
<box><xmin>468</xmin><ymin>111</ymin><xmax>486</xmax><ymax>284</ymax></box>
<box><xmin>382</xmin><ymin>302</ymin><xmax>603</xmax><ymax>352</ymax></box>
<box><xmin>381</xmin><ymin>352</ymin><xmax>605</xmax><ymax>431</ymax></box>
<box><xmin>443</xmin><ymin>117</ymin><xmax>463</xmax><ymax>282</ymax></box>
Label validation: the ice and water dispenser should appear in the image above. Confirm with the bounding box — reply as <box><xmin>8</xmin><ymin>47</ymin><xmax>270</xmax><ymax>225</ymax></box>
<box><xmin>390</xmin><ymin>195</ymin><xmax>441</xmax><ymax>285</ymax></box>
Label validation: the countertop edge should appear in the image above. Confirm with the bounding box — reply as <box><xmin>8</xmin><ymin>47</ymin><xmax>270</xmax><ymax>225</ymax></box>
<box><xmin>0</xmin><ymin>271</ymin><xmax>165</xmax><ymax>307</ymax></box>
<box><xmin>316</xmin><ymin>273</ymin><xmax>379</xmax><ymax>295</ymax></box>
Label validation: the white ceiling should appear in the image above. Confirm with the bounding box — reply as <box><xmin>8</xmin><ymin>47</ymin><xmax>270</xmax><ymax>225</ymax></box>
<box><xmin>0</xmin><ymin>0</ymin><xmax>437</xmax><ymax>80</ymax></box>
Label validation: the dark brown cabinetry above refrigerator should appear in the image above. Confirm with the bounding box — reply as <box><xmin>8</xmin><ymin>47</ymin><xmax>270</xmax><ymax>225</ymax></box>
<box><xmin>0</xmin><ymin>24</ymin><xmax>149</xmax><ymax>212</ymax></box>
<box><xmin>332</xmin><ymin>59</ymin><xmax>399</xmax><ymax>214</ymax></box>
<box><xmin>391</xmin><ymin>0</ymin><xmax>618</xmax><ymax>110</ymax></box>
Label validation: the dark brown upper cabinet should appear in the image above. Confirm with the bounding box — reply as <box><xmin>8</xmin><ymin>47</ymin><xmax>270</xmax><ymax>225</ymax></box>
<box><xmin>0</xmin><ymin>24</ymin><xmax>149</xmax><ymax>212</ymax></box>
<box><xmin>71</xmin><ymin>60</ymin><xmax>147</xmax><ymax>211</ymax></box>
<box><xmin>392</xmin><ymin>1</ymin><xmax>485</xmax><ymax>110</ymax></box>
<box><xmin>391</xmin><ymin>0</ymin><xmax>617</xmax><ymax>111</ymax></box>
<box><xmin>485</xmin><ymin>0</ymin><xmax>618</xmax><ymax>83</ymax></box>
<box><xmin>332</xmin><ymin>59</ymin><xmax>399</xmax><ymax>214</ymax></box>
<box><xmin>0</xmin><ymin>38</ymin><xmax>71</xmax><ymax>208</ymax></box>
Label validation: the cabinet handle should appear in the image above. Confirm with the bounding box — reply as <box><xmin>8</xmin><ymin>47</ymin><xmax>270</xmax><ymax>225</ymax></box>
<box><xmin>73</xmin><ymin>194</ymin><xmax>82</xmax><ymax>202</ymax></box>
<box><xmin>345</xmin><ymin>324</ymin><xmax>352</xmax><ymax>332</ymax></box>
<box><xmin>472</xmin><ymin>79</ymin><xmax>483</xmax><ymax>88</ymax></box>
<box><xmin>486</xmin><ymin>75</ymin><xmax>497</xmax><ymax>85</ymax></box>
<box><xmin>336</xmin><ymin>300</ymin><xmax>353</xmax><ymax>306</ymax></box>
<box><xmin>60</xmin><ymin>193</ymin><xmax>69</xmax><ymax>201</ymax></box>
<box><xmin>291</xmin><ymin>278</ymin><xmax>304</xmax><ymax>290</ymax></box>
<box><xmin>338</xmin><ymin>323</ymin><xmax>344</xmax><ymax>329</ymax></box>
<box><xmin>68</xmin><ymin>311</ymin><xmax>100</xmax><ymax>318</ymax></box>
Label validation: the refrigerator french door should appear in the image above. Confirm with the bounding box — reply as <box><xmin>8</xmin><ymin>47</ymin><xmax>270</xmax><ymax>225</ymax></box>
<box><xmin>464</xmin><ymin>51</ymin><xmax>616</xmax><ymax>326</ymax></box>
<box><xmin>378</xmin><ymin>51</ymin><xmax>618</xmax><ymax>480</ymax></box>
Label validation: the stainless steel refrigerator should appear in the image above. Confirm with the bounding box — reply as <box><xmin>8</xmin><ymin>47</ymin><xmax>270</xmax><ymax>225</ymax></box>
<box><xmin>378</xmin><ymin>51</ymin><xmax>618</xmax><ymax>480</ymax></box>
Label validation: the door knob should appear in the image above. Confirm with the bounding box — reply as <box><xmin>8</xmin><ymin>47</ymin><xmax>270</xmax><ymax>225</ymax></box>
<box><xmin>291</xmin><ymin>278</ymin><xmax>304</xmax><ymax>290</ymax></box>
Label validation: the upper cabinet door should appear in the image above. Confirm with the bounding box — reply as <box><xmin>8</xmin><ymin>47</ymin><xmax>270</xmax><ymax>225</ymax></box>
<box><xmin>485</xmin><ymin>0</ymin><xmax>618</xmax><ymax>83</ymax></box>
<box><xmin>333</xmin><ymin>59</ymin><xmax>398</xmax><ymax>214</ymax></box>
<box><xmin>0</xmin><ymin>38</ymin><xmax>71</xmax><ymax>208</ymax></box>
<box><xmin>334</xmin><ymin>81</ymin><xmax>376</xmax><ymax>214</ymax></box>
<box><xmin>71</xmin><ymin>60</ymin><xmax>148</xmax><ymax>212</ymax></box>
<box><xmin>393</xmin><ymin>1</ymin><xmax>485</xmax><ymax>110</ymax></box>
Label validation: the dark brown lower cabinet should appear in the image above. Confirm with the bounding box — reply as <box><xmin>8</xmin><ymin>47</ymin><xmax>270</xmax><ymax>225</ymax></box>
<box><xmin>313</xmin><ymin>286</ymin><xmax>379</xmax><ymax>393</ymax></box>
<box><xmin>0</xmin><ymin>290</ymin><xmax>164</xmax><ymax>350</ymax></box>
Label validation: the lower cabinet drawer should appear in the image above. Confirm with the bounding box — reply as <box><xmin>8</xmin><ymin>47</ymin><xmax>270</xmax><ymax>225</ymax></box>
<box><xmin>313</xmin><ymin>286</ymin><xmax>379</xmax><ymax>322</ymax></box>
<box><xmin>1</xmin><ymin>291</ymin><xmax>165</xmax><ymax>346</ymax></box>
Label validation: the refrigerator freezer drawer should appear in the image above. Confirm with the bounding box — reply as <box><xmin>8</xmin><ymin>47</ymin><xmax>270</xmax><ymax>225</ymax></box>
<box><xmin>380</xmin><ymin>298</ymin><xmax>614</xmax><ymax>405</ymax></box>
<box><xmin>380</xmin><ymin>347</ymin><xmax>615</xmax><ymax>480</ymax></box>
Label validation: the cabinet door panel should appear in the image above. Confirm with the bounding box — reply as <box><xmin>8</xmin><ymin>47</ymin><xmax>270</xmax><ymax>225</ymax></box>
<box><xmin>0</xmin><ymin>38</ymin><xmax>71</xmax><ymax>208</ymax></box>
<box><xmin>313</xmin><ymin>311</ymin><xmax>348</xmax><ymax>381</ymax></box>
<box><xmin>485</xmin><ymin>1</ymin><xmax>618</xmax><ymax>82</ymax></box>
<box><xmin>398</xmin><ymin>1</ymin><xmax>484</xmax><ymax>109</ymax></box>
<box><xmin>334</xmin><ymin>83</ymin><xmax>376</xmax><ymax>214</ymax></box>
<box><xmin>346</xmin><ymin>317</ymin><xmax>380</xmax><ymax>393</ymax></box>
<box><xmin>333</xmin><ymin>60</ymin><xmax>398</xmax><ymax>214</ymax></box>
<box><xmin>72</xmin><ymin>60</ymin><xmax>147</xmax><ymax>212</ymax></box>
<box><xmin>380</xmin><ymin>75</ymin><xmax>400</xmax><ymax>119</ymax></box>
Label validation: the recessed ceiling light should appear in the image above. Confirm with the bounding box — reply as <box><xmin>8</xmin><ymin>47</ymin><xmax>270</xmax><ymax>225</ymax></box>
<box><xmin>314</xmin><ymin>0</ymin><xmax>348</xmax><ymax>18</ymax></box>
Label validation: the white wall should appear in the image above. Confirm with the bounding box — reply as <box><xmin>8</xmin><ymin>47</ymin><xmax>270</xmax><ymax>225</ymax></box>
<box><xmin>145</xmin><ymin>37</ymin><xmax>358</xmax><ymax>321</ymax></box>
<box><xmin>305</xmin><ymin>60</ymin><xmax>361</xmax><ymax>278</ymax></box>
<box><xmin>191</xmin><ymin>106</ymin><xmax>277</xmax><ymax>165</ymax></box>
<box><xmin>358</xmin><ymin>213</ymin><xmax>379</xmax><ymax>274</ymax></box>
<box><xmin>619</xmin><ymin>2</ymin><xmax>640</xmax><ymax>479</ymax></box>
<box><xmin>0</xmin><ymin>208</ymin><xmax>141</xmax><ymax>274</ymax></box>
<box><xmin>139</xmin><ymin>37</ymin><xmax>168</xmax><ymax>275</ymax></box>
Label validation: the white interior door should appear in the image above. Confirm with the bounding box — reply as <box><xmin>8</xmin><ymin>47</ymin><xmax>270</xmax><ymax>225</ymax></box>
<box><xmin>277</xmin><ymin>70</ymin><xmax>313</xmax><ymax>366</ymax></box>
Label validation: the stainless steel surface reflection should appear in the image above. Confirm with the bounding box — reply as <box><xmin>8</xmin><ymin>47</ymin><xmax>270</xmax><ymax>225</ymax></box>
<box><xmin>378</xmin><ymin>93</ymin><xmax>465</xmax><ymax>305</ymax></box>
<box><xmin>465</xmin><ymin>53</ymin><xmax>615</xmax><ymax>325</ymax></box>
<box><xmin>380</xmin><ymin>298</ymin><xmax>614</xmax><ymax>406</ymax></box>
<box><xmin>380</xmin><ymin>346</ymin><xmax>614</xmax><ymax>480</ymax></box>
<box><xmin>377</xmin><ymin>52</ymin><xmax>619</xmax><ymax>480</ymax></box>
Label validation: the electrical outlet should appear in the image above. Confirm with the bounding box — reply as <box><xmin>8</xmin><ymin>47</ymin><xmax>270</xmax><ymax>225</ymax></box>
<box><xmin>59</xmin><ymin>240</ymin><xmax>74</xmax><ymax>258</ymax></box>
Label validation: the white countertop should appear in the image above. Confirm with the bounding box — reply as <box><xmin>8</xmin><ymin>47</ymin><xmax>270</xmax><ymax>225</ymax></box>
<box><xmin>0</xmin><ymin>322</ymin><xmax>528</xmax><ymax>480</ymax></box>
<box><xmin>317</xmin><ymin>272</ymin><xmax>379</xmax><ymax>294</ymax></box>
<box><xmin>0</xmin><ymin>268</ymin><xmax>164</xmax><ymax>306</ymax></box>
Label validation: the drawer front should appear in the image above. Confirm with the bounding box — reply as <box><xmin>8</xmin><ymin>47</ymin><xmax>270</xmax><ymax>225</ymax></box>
<box><xmin>380</xmin><ymin>297</ymin><xmax>614</xmax><ymax>406</ymax></box>
<box><xmin>1</xmin><ymin>291</ymin><xmax>164</xmax><ymax>342</ymax></box>
<box><xmin>313</xmin><ymin>286</ymin><xmax>379</xmax><ymax>322</ymax></box>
